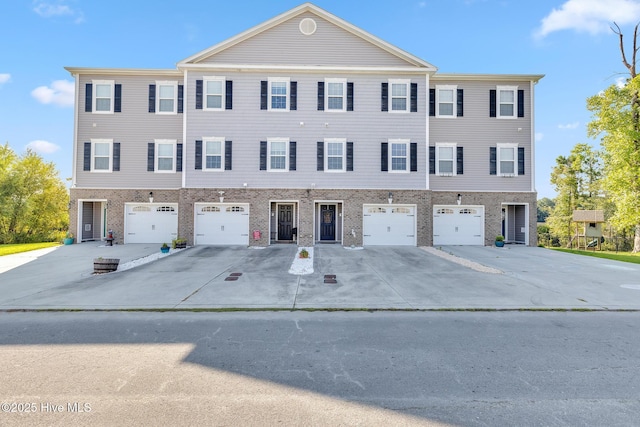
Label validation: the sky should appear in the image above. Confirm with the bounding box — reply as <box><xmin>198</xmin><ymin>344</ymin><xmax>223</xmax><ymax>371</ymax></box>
<box><xmin>1</xmin><ymin>0</ymin><xmax>639</xmax><ymax>199</ymax></box>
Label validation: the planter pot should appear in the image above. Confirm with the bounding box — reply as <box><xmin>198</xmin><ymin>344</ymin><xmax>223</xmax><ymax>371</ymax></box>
<box><xmin>63</xmin><ymin>237</ymin><xmax>74</xmax><ymax>245</ymax></box>
<box><xmin>161</xmin><ymin>247</ymin><xmax>170</xmax><ymax>254</ymax></box>
<box><xmin>93</xmin><ymin>258</ymin><xmax>120</xmax><ymax>274</ymax></box>
<box><xmin>173</xmin><ymin>242</ymin><xmax>187</xmax><ymax>249</ymax></box>
<box><xmin>495</xmin><ymin>241</ymin><xmax>505</xmax><ymax>247</ymax></box>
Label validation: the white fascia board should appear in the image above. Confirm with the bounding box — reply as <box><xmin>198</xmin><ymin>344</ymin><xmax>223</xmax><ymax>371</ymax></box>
<box><xmin>178</xmin><ymin>63</ymin><xmax>434</xmax><ymax>75</ymax></box>
<box><xmin>64</xmin><ymin>67</ymin><xmax>181</xmax><ymax>77</ymax></box>
<box><xmin>433</xmin><ymin>73</ymin><xmax>545</xmax><ymax>83</ymax></box>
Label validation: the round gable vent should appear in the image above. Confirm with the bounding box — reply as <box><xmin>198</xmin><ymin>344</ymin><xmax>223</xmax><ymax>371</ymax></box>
<box><xmin>299</xmin><ymin>18</ymin><xmax>317</xmax><ymax>36</ymax></box>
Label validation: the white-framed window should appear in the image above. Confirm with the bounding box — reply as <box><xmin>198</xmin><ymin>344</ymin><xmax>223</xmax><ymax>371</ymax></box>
<box><xmin>204</xmin><ymin>77</ymin><xmax>225</xmax><ymax>111</ymax></box>
<box><xmin>436</xmin><ymin>85</ymin><xmax>456</xmax><ymax>117</ymax></box>
<box><xmin>203</xmin><ymin>137</ymin><xmax>224</xmax><ymax>171</ymax></box>
<box><xmin>91</xmin><ymin>139</ymin><xmax>112</xmax><ymax>172</ymax></box>
<box><xmin>155</xmin><ymin>139</ymin><xmax>176</xmax><ymax>173</ymax></box>
<box><xmin>326</xmin><ymin>78</ymin><xmax>346</xmax><ymax>112</ymax></box>
<box><xmin>269</xmin><ymin>78</ymin><xmax>289</xmax><ymax>111</ymax></box>
<box><xmin>497</xmin><ymin>143</ymin><xmax>517</xmax><ymax>176</ymax></box>
<box><xmin>268</xmin><ymin>138</ymin><xmax>289</xmax><ymax>172</ymax></box>
<box><xmin>389</xmin><ymin>79</ymin><xmax>410</xmax><ymax>113</ymax></box>
<box><xmin>497</xmin><ymin>86</ymin><xmax>517</xmax><ymax>118</ymax></box>
<box><xmin>93</xmin><ymin>80</ymin><xmax>114</xmax><ymax>113</ymax></box>
<box><xmin>325</xmin><ymin>138</ymin><xmax>346</xmax><ymax>172</ymax></box>
<box><xmin>156</xmin><ymin>81</ymin><xmax>177</xmax><ymax>114</ymax></box>
<box><xmin>389</xmin><ymin>139</ymin><xmax>409</xmax><ymax>172</ymax></box>
<box><xmin>436</xmin><ymin>143</ymin><xmax>456</xmax><ymax>176</ymax></box>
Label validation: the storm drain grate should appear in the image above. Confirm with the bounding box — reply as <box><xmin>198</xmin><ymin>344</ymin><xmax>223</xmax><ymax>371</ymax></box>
<box><xmin>229</xmin><ymin>272</ymin><xmax>243</xmax><ymax>277</ymax></box>
<box><xmin>324</xmin><ymin>274</ymin><xmax>337</xmax><ymax>284</ymax></box>
<box><xmin>225</xmin><ymin>273</ymin><xmax>243</xmax><ymax>281</ymax></box>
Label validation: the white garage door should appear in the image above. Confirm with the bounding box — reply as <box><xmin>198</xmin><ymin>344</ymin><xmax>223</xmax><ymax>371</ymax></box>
<box><xmin>363</xmin><ymin>205</ymin><xmax>416</xmax><ymax>246</ymax></box>
<box><xmin>125</xmin><ymin>203</ymin><xmax>178</xmax><ymax>244</ymax></box>
<box><xmin>194</xmin><ymin>203</ymin><xmax>249</xmax><ymax>245</ymax></box>
<box><xmin>433</xmin><ymin>205</ymin><xmax>484</xmax><ymax>245</ymax></box>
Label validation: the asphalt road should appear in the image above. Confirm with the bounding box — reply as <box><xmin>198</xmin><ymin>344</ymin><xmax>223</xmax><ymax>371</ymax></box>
<box><xmin>0</xmin><ymin>311</ymin><xmax>638</xmax><ymax>426</ymax></box>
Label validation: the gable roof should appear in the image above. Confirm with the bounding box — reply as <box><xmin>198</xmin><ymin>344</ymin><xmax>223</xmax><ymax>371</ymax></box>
<box><xmin>178</xmin><ymin>3</ymin><xmax>436</xmax><ymax>72</ymax></box>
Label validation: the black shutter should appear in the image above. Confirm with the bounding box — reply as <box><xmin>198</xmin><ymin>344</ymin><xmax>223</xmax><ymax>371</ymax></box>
<box><xmin>177</xmin><ymin>84</ymin><xmax>184</xmax><ymax>113</ymax></box>
<box><xmin>346</xmin><ymin>142</ymin><xmax>354</xmax><ymax>171</ymax></box>
<box><xmin>176</xmin><ymin>144</ymin><xmax>183</xmax><ymax>172</ymax></box>
<box><xmin>317</xmin><ymin>82</ymin><xmax>325</xmax><ymax>111</ymax></box>
<box><xmin>457</xmin><ymin>146</ymin><xmax>464</xmax><ymax>175</ymax></box>
<box><xmin>148</xmin><ymin>84</ymin><xmax>156</xmax><ymax>113</ymax></box>
<box><xmin>225</xmin><ymin>141</ymin><xmax>232</xmax><ymax>171</ymax></box>
<box><xmin>289</xmin><ymin>141</ymin><xmax>296</xmax><ymax>171</ymax></box>
<box><xmin>260</xmin><ymin>81</ymin><xmax>268</xmax><ymax>110</ymax></box>
<box><xmin>113</xmin><ymin>142</ymin><xmax>120</xmax><ymax>172</ymax></box>
<box><xmin>225</xmin><ymin>81</ymin><xmax>233</xmax><ymax>110</ymax></box>
<box><xmin>410</xmin><ymin>83</ymin><xmax>418</xmax><ymax>112</ymax></box>
<box><xmin>347</xmin><ymin>82</ymin><xmax>354</xmax><ymax>111</ymax></box>
<box><xmin>457</xmin><ymin>89</ymin><xmax>464</xmax><ymax>117</ymax></box>
<box><xmin>381</xmin><ymin>83</ymin><xmax>388</xmax><ymax>112</ymax></box>
<box><xmin>429</xmin><ymin>146</ymin><xmax>435</xmax><ymax>174</ymax></box>
<box><xmin>114</xmin><ymin>84</ymin><xmax>122</xmax><ymax>113</ymax></box>
<box><xmin>85</xmin><ymin>83</ymin><xmax>92</xmax><ymax>112</ymax></box>
<box><xmin>490</xmin><ymin>147</ymin><xmax>497</xmax><ymax>175</ymax></box>
<box><xmin>147</xmin><ymin>143</ymin><xmax>155</xmax><ymax>172</ymax></box>
<box><xmin>195</xmin><ymin>140</ymin><xmax>202</xmax><ymax>170</ymax></box>
<box><xmin>489</xmin><ymin>89</ymin><xmax>497</xmax><ymax>117</ymax></box>
<box><xmin>517</xmin><ymin>89</ymin><xmax>525</xmax><ymax>117</ymax></box>
<box><xmin>260</xmin><ymin>141</ymin><xmax>267</xmax><ymax>171</ymax></box>
<box><xmin>195</xmin><ymin>80</ymin><xmax>203</xmax><ymax>110</ymax></box>
<box><xmin>290</xmin><ymin>81</ymin><xmax>297</xmax><ymax>111</ymax></box>
<box><xmin>429</xmin><ymin>89</ymin><xmax>435</xmax><ymax>117</ymax></box>
<box><xmin>83</xmin><ymin>142</ymin><xmax>91</xmax><ymax>171</ymax></box>
<box><xmin>317</xmin><ymin>142</ymin><xmax>324</xmax><ymax>171</ymax></box>
<box><xmin>410</xmin><ymin>143</ymin><xmax>418</xmax><ymax>172</ymax></box>
<box><xmin>381</xmin><ymin>142</ymin><xmax>388</xmax><ymax>171</ymax></box>
<box><xmin>518</xmin><ymin>147</ymin><xmax>525</xmax><ymax>175</ymax></box>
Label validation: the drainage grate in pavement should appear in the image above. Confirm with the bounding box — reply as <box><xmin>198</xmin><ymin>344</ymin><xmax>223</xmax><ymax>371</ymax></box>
<box><xmin>229</xmin><ymin>272</ymin><xmax>243</xmax><ymax>277</ymax></box>
<box><xmin>324</xmin><ymin>274</ymin><xmax>337</xmax><ymax>284</ymax></box>
<box><xmin>224</xmin><ymin>276</ymin><xmax>238</xmax><ymax>281</ymax></box>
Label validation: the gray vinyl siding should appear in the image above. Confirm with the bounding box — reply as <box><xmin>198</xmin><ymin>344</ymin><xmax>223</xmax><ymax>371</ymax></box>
<box><xmin>185</xmin><ymin>71</ymin><xmax>426</xmax><ymax>189</ymax></box>
<box><xmin>199</xmin><ymin>12</ymin><xmax>415</xmax><ymax>68</ymax></box>
<box><xmin>75</xmin><ymin>74</ymin><xmax>183</xmax><ymax>188</ymax></box>
<box><xmin>429</xmin><ymin>79</ymin><xmax>533</xmax><ymax>192</ymax></box>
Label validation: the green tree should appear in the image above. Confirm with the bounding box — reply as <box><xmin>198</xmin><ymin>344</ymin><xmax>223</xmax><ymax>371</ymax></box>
<box><xmin>587</xmin><ymin>23</ymin><xmax>640</xmax><ymax>252</ymax></box>
<box><xmin>0</xmin><ymin>143</ymin><xmax>68</xmax><ymax>243</ymax></box>
<box><xmin>537</xmin><ymin>197</ymin><xmax>555</xmax><ymax>223</ymax></box>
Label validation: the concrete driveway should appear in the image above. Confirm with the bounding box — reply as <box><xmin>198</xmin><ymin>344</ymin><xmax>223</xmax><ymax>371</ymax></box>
<box><xmin>0</xmin><ymin>243</ymin><xmax>639</xmax><ymax>310</ymax></box>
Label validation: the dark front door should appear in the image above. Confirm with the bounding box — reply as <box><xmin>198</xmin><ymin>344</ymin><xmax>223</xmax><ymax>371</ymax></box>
<box><xmin>320</xmin><ymin>205</ymin><xmax>336</xmax><ymax>241</ymax></box>
<box><xmin>278</xmin><ymin>204</ymin><xmax>293</xmax><ymax>241</ymax></box>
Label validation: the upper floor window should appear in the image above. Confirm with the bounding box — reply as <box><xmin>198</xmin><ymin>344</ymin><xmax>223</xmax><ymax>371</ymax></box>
<box><xmin>390</xmin><ymin>139</ymin><xmax>409</xmax><ymax>172</ymax></box>
<box><xmin>390</xmin><ymin>80</ymin><xmax>409</xmax><ymax>112</ymax></box>
<box><xmin>326</xmin><ymin>79</ymin><xmax>346</xmax><ymax>112</ymax></box>
<box><xmin>497</xmin><ymin>86</ymin><xmax>517</xmax><ymax>118</ymax></box>
<box><xmin>436</xmin><ymin>143</ymin><xmax>456</xmax><ymax>176</ymax></box>
<box><xmin>92</xmin><ymin>140</ymin><xmax>112</xmax><ymax>172</ymax></box>
<box><xmin>269</xmin><ymin>78</ymin><xmax>289</xmax><ymax>111</ymax></box>
<box><xmin>497</xmin><ymin>143</ymin><xmax>517</xmax><ymax>176</ymax></box>
<box><xmin>205</xmin><ymin>77</ymin><xmax>224</xmax><ymax>110</ymax></box>
<box><xmin>204</xmin><ymin>138</ymin><xmax>224</xmax><ymax>171</ymax></box>
<box><xmin>325</xmin><ymin>139</ymin><xmax>345</xmax><ymax>172</ymax></box>
<box><xmin>93</xmin><ymin>80</ymin><xmax>114</xmax><ymax>113</ymax></box>
<box><xmin>156</xmin><ymin>81</ymin><xmax>177</xmax><ymax>114</ymax></box>
<box><xmin>269</xmin><ymin>138</ymin><xmax>289</xmax><ymax>172</ymax></box>
<box><xmin>155</xmin><ymin>140</ymin><xmax>176</xmax><ymax>173</ymax></box>
<box><xmin>436</xmin><ymin>85</ymin><xmax>457</xmax><ymax>117</ymax></box>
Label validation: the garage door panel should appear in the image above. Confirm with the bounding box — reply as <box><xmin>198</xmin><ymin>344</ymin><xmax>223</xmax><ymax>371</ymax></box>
<box><xmin>195</xmin><ymin>204</ymin><xmax>249</xmax><ymax>245</ymax></box>
<box><xmin>125</xmin><ymin>204</ymin><xmax>178</xmax><ymax>244</ymax></box>
<box><xmin>363</xmin><ymin>205</ymin><xmax>416</xmax><ymax>246</ymax></box>
<box><xmin>433</xmin><ymin>206</ymin><xmax>484</xmax><ymax>246</ymax></box>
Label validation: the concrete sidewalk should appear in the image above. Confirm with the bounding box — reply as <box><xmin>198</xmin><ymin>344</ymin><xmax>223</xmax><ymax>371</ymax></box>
<box><xmin>1</xmin><ymin>243</ymin><xmax>639</xmax><ymax>311</ymax></box>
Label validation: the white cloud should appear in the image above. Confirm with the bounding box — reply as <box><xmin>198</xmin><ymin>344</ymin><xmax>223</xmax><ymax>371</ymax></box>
<box><xmin>26</xmin><ymin>140</ymin><xmax>60</xmax><ymax>154</ymax></box>
<box><xmin>0</xmin><ymin>73</ymin><xmax>10</xmax><ymax>85</ymax></box>
<box><xmin>535</xmin><ymin>0</ymin><xmax>640</xmax><ymax>38</ymax></box>
<box><xmin>558</xmin><ymin>121</ymin><xmax>580</xmax><ymax>129</ymax></box>
<box><xmin>31</xmin><ymin>79</ymin><xmax>75</xmax><ymax>107</ymax></box>
<box><xmin>536</xmin><ymin>132</ymin><xmax>544</xmax><ymax>142</ymax></box>
<box><xmin>33</xmin><ymin>1</ymin><xmax>85</xmax><ymax>23</ymax></box>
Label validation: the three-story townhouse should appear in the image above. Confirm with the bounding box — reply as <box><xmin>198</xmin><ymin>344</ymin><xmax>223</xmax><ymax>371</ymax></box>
<box><xmin>66</xmin><ymin>3</ymin><xmax>542</xmax><ymax>248</ymax></box>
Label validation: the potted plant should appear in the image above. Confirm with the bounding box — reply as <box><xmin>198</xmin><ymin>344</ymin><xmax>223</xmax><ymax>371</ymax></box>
<box><xmin>172</xmin><ymin>237</ymin><xmax>187</xmax><ymax>249</ymax></box>
<box><xmin>299</xmin><ymin>248</ymin><xmax>309</xmax><ymax>258</ymax></box>
<box><xmin>161</xmin><ymin>243</ymin><xmax>170</xmax><ymax>254</ymax></box>
<box><xmin>93</xmin><ymin>257</ymin><xmax>120</xmax><ymax>273</ymax></box>
<box><xmin>495</xmin><ymin>235</ymin><xmax>505</xmax><ymax>247</ymax></box>
<box><xmin>63</xmin><ymin>232</ymin><xmax>75</xmax><ymax>245</ymax></box>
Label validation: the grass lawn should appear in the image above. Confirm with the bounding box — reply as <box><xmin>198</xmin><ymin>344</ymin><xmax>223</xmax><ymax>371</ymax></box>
<box><xmin>550</xmin><ymin>247</ymin><xmax>640</xmax><ymax>264</ymax></box>
<box><xmin>0</xmin><ymin>242</ymin><xmax>60</xmax><ymax>257</ymax></box>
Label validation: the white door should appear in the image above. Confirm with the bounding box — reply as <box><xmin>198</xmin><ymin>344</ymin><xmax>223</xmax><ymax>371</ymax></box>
<box><xmin>363</xmin><ymin>205</ymin><xmax>416</xmax><ymax>246</ymax></box>
<box><xmin>194</xmin><ymin>203</ymin><xmax>250</xmax><ymax>245</ymax></box>
<box><xmin>433</xmin><ymin>205</ymin><xmax>484</xmax><ymax>245</ymax></box>
<box><xmin>125</xmin><ymin>203</ymin><xmax>178</xmax><ymax>244</ymax></box>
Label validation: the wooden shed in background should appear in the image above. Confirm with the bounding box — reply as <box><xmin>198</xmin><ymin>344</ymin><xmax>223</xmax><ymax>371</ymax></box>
<box><xmin>572</xmin><ymin>210</ymin><xmax>605</xmax><ymax>250</ymax></box>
